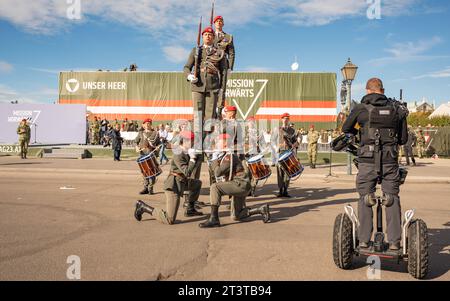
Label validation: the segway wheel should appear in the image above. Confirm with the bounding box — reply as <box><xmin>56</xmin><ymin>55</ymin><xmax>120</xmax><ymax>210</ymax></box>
<box><xmin>332</xmin><ymin>213</ymin><xmax>354</xmax><ymax>269</ymax></box>
<box><xmin>407</xmin><ymin>219</ymin><xmax>429</xmax><ymax>279</ymax></box>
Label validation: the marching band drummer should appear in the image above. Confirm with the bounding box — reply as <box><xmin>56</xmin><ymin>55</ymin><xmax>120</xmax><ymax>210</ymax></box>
<box><xmin>276</xmin><ymin>113</ymin><xmax>299</xmax><ymax>198</ymax></box>
<box><xmin>135</xmin><ymin>118</ymin><xmax>161</xmax><ymax>195</ymax></box>
<box><xmin>245</xmin><ymin>116</ymin><xmax>268</xmax><ymax>196</ymax></box>
<box><xmin>199</xmin><ymin>133</ymin><xmax>271</xmax><ymax>228</ymax></box>
<box><xmin>134</xmin><ymin>131</ymin><xmax>203</xmax><ymax>225</ymax></box>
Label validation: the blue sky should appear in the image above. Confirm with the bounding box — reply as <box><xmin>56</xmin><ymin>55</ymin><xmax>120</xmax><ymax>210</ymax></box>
<box><xmin>0</xmin><ymin>0</ymin><xmax>449</xmax><ymax>107</ymax></box>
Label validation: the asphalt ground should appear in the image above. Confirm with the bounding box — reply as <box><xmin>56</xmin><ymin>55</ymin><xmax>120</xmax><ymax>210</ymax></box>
<box><xmin>0</xmin><ymin>156</ymin><xmax>448</xmax><ymax>280</ymax></box>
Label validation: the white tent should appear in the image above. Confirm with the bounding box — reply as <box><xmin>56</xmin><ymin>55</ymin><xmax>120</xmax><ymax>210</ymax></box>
<box><xmin>429</xmin><ymin>102</ymin><xmax>450</xmax><ymax>118</ymax></box>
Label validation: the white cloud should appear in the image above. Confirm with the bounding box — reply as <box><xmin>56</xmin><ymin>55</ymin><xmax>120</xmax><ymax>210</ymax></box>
<box><xmin>0</xmin><ymin>0</ymin><xmax>420</xmax><ymax>35</ymax></box>
<box><xmin>162</xmin><ymin>46</ymin><xmax>191</xmax><ymax>64</ymax></box>
<box><xmin>0</xmin><ymin>84</ymin><xmax>57</xmax><ymax>104</ymax></box>
<box><xmin>413</xmin><ymin>67</ymin><xmax>450</xmax><ymax>80</ymax></box>
<box><xmin>244</xmin><ymin>66</ymin><xmax>274</xmax><ymax>72</ymax></box>
<box><xmin>369</xmin><ymin>36</ymin><xmax>447</xmax><ymax>65</ymax></box>
<box><xmin>0</xmin><ymin>61</ymin><xmax>14</xmax><ymax>73</ymax></box>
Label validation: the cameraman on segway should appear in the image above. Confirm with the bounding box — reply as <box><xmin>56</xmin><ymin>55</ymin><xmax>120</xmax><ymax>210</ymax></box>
<box><xmin>342</xmin><ymin>78</ymin><xmax>408</xmax><ymax>251</ymax></box>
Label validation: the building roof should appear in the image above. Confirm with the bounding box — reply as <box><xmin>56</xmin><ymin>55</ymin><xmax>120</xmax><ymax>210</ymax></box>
<box><xmin>429</xmin><ymin>102</ymin><xmax>450</xmax><ymax>118</ymax></box>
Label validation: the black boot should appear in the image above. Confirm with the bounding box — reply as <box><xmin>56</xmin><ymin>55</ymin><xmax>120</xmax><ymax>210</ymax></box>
<box><xmin>139</xmin><ymin>188</ymin><xmax>149</xmax><ymax>195</ymax></box>
<box><xmin>199</xmin><ymin>205</ymin><xmax>220</xmax><ymax>228</ymax></box>
<box><xmin>134</xmin><ymin>200</ymin><xmax>154</xmax><ymax>221</ymax></box>
<box><xmin>283</xmin><ymin>187</ymin><xmax>292</xmax><ymax>198</ymax></box>
<box><xmin>149</xmin><ymin>187</ymin><xmax>154</xmax><ymax>195</ymax></box>
<box><xmin>276</xmin><ymin>188</ymin><xmax>284</xmax><ymax>197</ymax></box>
<box><xmin>185</xmin><ymin>203</ymin><xmax>203</xmax><ymax>217</ymax></box>
<box><xmin>249</xmin><ymin>204</ymin><xmax>271</xmax><ymax>223</ymax></box>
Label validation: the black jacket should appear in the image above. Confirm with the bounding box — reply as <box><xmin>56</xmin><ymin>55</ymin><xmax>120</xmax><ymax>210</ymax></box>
<box><xmin>342</xmin><ymin>93</ymin><xmax>408</xmax><ymax>164</ymax></box>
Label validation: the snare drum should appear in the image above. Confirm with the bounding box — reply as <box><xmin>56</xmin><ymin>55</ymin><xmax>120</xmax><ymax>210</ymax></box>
<box><xmin>247</xmin><ymin>154</ymin><xmax>272</xmax><ymax>181</ymax></box>
<box><xmin>278</xmin><ymin>150</ymin><xmax>304</xmax><ymax>180</ymax></box>
<box><xmin>137</xmin><ymin>152</ymin><xmax>162</xmax><ymax>179</ymax></box>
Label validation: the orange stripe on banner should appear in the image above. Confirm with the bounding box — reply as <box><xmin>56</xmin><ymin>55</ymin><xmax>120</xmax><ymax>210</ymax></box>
<box><xmin>260</xmin><ymin>100</ymin><xmax>337</xmax><ymax>108</ymax></box>
<box><xmin>92</xmin><ymin>114</ymin><xmax>194</xmax><ymax>121</ymax></box>
<box><xmin>59</xmin><ymin>99</ymin><xmax>194</xmax><ymax>107</ymax></box>
<box><xmin>255</xmin><ymin>115</ymin><xmax>337</xmax><ymax>122</ymax></box>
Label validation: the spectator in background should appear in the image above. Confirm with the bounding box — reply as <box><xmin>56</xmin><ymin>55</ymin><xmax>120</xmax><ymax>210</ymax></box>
<box><xmin>110</xmin><ymin>124</ymin><xmax>123</xmax><ymax>161</ymax></box>
<box><xmin>158</xmin><ymin>124</ymin><xmax>169</xmax><ymax>165</ymax></box>
<box><xmin>128</xmin><ymin>120</ymin><xmax>136</xmax><ymax>132</ymax></box>
<box><xmin>130</xmin><ymin>64</ymin><xmax>138</xmax><ymax>71</ymax></box>
<box><xmin>100</xmin><ymin>118</ymin><xmax>109</xmax><ymax>142</ymax></box>
<box><xmin>122</xmin><ymin>118</ymin><xmax>129</xmax><ymax>132</ymax></box>
<box><xmin>85</xmin><ymin>116</ymin><xmax>90</xmax><ymax>145</ymax></box>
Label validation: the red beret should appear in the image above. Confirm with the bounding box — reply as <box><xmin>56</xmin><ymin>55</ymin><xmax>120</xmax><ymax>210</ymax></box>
<box><xmin>247</xmin><ymin>116</ymin><xmax>255</xmax><ymax>121</ymax></box>
<box><xmin>310</xmin><ymin>124</ymin><xmax>315</xmax><ymax>128</ymax></box>
<box><xmin>202</xmin><ymin>27</ymin><xmax>214</xmax><ymax>35</ymax></box>
<box><xmin>218</xmin><ymin>133</ymin><xmax>230</xmax><ymax>140</ymax></box>
<box><xmin>214</xmin><ymin>16</ymin><xmax>223</xmax><ymax>23</ymax></box>
<box><xmin>225</xmin><ymin>105</ymin><xmax>237</xmax><ymax>112</ymax></box>
<box><xmin>180</xmin><ymin>131</ymin><xmax>194</xmax><ymax>140</ymax></box>
<box><xmin>281</xmin><ymin>113</ymin><xmax>290</xmax><ymax>119</ymax></box>
<box><xmin>143</xmin><ymin>118</ymin><xmax>152</xmax><ymax>124</ymax></box>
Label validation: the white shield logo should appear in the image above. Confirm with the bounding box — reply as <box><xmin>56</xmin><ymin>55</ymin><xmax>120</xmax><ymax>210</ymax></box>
<box><xmin>66</xmin><ymin>79</ymin><xmax>80</xmax><ymax>93</ymax></box>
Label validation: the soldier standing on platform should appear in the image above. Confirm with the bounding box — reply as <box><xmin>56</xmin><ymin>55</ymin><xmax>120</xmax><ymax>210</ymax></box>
<box><xmin>17</xmin><ymin>119</ymin><xmax>31</xmax><ymax>159</ymax></box>
<box><xmin>183</xmin><ymin>25</ymin><xmax>227</xmax><ymax>180</ymax></box>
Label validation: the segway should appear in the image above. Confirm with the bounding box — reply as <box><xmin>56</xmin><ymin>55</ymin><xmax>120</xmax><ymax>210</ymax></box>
<box><xmin>331</xmin><ymin>134</ymin><xmax>429</xmax><ymax>279</ymax></box>
<box><xmin>332</xmin><ymin>168</ymin><xmax>429</xmax><ymax>279</ymax></box>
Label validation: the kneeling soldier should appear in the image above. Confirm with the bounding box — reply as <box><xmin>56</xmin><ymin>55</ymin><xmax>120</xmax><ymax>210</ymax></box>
<box><xmin>134</xmin><ymin>131</ymin><xmax>203</xmax><ymax>225</ymax></box>
<box><xmin>199</xmin><ymin>134</ymin><xmax>271</xmax><ymax>228</ymax></box>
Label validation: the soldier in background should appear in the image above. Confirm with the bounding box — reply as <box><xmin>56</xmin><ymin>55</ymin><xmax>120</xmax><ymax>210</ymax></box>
<box><xmin>90</xmin><ymin>116</ymin><xmax>100</xmax><ymax>145</ymax></box>
<box><xmin>404</xmin><ymin>126</ymin><xmax>417</xmax><ymax>166</ymax></box>
<box><xmin>416</xmin><ymin>128</ymin><xmax>426</xmax><ymax>158</ymax></box>
<box><xmin>135</xmin><ymin>118</ymin><xmax>161</xmax><ymax>195</ymax></box>
<box><xmin>307</xmin><ymin>124</ymin><xmax>320</xmax><ymax>168</ymax></box>
<box><xmin>122</xmin><ymin>118</ymin><xmax>129</xmax><ymax>132</ymax></box>
<box><xmin>17</xmin><ymin>119</ymin><xmax>31</xmax><ymax>159</ymax></box>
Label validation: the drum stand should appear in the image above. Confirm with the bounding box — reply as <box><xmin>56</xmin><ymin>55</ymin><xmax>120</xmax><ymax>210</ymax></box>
<box><xmin>325</xmin><ymin>145</ymin><xmax>338</xmax><ymax>178</ymax></box>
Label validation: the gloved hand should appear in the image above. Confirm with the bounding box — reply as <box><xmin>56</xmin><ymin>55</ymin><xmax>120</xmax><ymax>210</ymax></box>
<box><xmin>187</xmin><ymin>74</ymin><xmax>198</xmax><ymax>83</ymax></box>
<box><xmin>188</xmin><ymin>148</ymin><xmax>197</xmax><ymax>160</ymax></box>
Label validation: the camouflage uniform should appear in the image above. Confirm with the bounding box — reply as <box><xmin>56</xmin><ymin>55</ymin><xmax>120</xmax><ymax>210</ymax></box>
<box><xmin>307</xmin><ymin>128</ymin><xmax>320</xmax><ymax>168</ymax></box>
<box><xmin>91</xmin><ymin>119</ymin><xmax>100</xmax><ymax>145</ymax></box>
<box><xmin>416</xmin><ymin>130</ymin><xmax>426</xmax><ymax>158</ymax></box>
<box><xmin>17</xmin><ymin>121</ymin><xmax>31</xmax><ymax>159</ymax></box>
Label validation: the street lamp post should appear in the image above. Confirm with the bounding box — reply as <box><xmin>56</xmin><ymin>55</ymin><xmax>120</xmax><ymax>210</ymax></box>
<box><xmin>341</xmin><ymin>58</ymin><xmax>358</xmax><ymax>175</ymax></box>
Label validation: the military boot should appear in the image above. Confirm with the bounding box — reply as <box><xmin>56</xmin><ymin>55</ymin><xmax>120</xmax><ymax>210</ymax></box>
<box><xmin>276</xmin><ymin>189</ymin><xmax>284</xmax><ymax>197</ymax></box>
<box><xmin>249</xmin><ymin>204</ymin><xmax>271</xmax><ymax>223</ymax></box>
<box><xmin>282</xmin><ymin>187</ymin><xmax>292</xmax><ymax>198</ymax></box>
<box><xmin>199</xmin><ymin>205</ymin><xmax>221</xmax><ymax>228</ymax></box>
<box><xmin>134</xmin><ymin>200</ymin><xmax>154</xmax><ymax>221</ymax></box>
<box><xmin>185</xmin><ymin>202</ymin><xmax>203</xmax><ymax>217</ymax></box>
<box><xmin>139</xmin><ymin>187</ymin><xmax>149</xmax><ymax>194</ymax></box>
